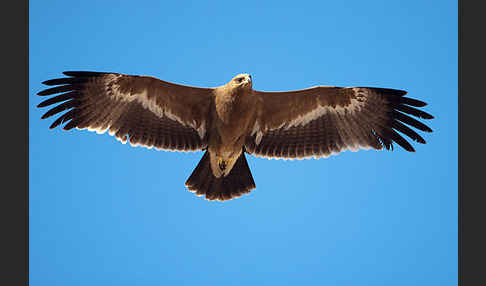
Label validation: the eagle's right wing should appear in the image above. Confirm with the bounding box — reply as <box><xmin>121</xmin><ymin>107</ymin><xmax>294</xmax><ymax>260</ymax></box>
<box><xmin>38</xmin><ymin>71</ymin><xmax>214</xmax><ymax>151</ymax></box>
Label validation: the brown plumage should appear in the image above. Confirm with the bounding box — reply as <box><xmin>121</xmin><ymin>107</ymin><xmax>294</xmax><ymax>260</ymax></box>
<box><xmin>38</xmin><ymin>71</ymin><xmax>434</xmax><ymax>201</ymax></box>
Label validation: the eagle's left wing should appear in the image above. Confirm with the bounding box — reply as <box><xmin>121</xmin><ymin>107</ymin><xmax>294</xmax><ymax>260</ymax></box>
<box><xmin>246</xmin><ymin>86</ymin><xmax>433</xmax><ymax>159</ymax></box>
<box><xmin>37</xmin><ymin>71</ymin><xmax>214</xmax><ymax>151</ymax></box>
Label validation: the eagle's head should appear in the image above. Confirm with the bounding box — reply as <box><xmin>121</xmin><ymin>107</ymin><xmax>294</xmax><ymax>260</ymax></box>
<box><xmin>231</xmin><ymin>74</ymin><xmax>252</xmax><ymax>89</ymax></box>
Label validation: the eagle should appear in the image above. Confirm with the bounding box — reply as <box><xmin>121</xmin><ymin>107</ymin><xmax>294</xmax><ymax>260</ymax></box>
<box><xmin>37</xmin><ymin>71</ymin><xmax>433</xmax><ymax>201</ymax></box>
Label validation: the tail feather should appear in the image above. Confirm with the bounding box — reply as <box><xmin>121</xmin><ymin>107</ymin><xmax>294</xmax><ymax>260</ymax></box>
<box><xmin>185</xmin><ymin>151</ymin><xmax>256</xmax><ymax>201</ymax></box>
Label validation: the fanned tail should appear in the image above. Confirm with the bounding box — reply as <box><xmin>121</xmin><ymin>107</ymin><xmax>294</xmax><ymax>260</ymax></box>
<box><xmin>185</xmin><ymin>151</ymin><xmax>256</xmax><ymax>201</ymax></box>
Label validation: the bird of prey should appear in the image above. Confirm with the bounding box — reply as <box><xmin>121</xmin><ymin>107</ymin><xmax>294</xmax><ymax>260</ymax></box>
<box><xmin>37</xmin><ymin>71</ymin><xmax>433</xmax><ymax>201</ymax></box>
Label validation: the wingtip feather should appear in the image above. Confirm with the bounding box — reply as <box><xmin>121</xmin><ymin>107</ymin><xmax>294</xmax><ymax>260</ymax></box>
<box><xmin>62</xmin><ymin>71</ymin><xmax>110</xmax><ymax>77</ymax></box>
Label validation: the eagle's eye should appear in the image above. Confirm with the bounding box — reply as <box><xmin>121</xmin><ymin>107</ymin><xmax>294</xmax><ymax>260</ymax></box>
<box><xmin>236</xmin><ymin>77</ymin><xmax>244</xmax><ymax>83</ymax></box>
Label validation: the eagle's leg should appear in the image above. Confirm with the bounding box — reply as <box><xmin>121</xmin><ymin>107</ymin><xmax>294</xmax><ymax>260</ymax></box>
<box><xmin>210</xmin><ymin>154</ymin><xmax>239</xmax><ymax>178</ymax></box>
<box><xmin>218</xmin><ymin>157</ymin><xmax>227</xmax><ymax>172</ymax></box>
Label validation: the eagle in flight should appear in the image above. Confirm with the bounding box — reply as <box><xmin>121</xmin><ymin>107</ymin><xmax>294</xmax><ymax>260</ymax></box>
<box><xmin>38</xmin><ymin>71</ymin><xmax>433</xmax><ymax>201</ymax></box>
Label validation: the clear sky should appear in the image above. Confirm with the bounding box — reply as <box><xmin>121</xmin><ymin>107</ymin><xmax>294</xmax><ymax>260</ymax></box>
<box><xmin>29</xmin><ymin>0</ymin><xmax>457</xmax><ymax>285</ymax></box>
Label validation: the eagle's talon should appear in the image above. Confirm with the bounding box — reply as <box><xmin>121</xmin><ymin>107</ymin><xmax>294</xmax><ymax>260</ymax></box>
<box><xmin>218</xmin><ymin>158</ymin><xmax>227</xmax><ymax>171</ymax></box>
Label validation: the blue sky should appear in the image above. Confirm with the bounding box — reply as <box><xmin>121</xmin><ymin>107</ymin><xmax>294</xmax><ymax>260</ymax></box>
<box><xmin>29</xmin><ymin>1</ymin><xmax>457</xmax><ymax>285</ymax></box>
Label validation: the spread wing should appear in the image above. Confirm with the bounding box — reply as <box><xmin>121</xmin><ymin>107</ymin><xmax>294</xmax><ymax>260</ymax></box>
<box><xmin>246</xmin><ymin>86</ymin><xmax>433</xmax><ymax>159</ymax></box>
<box><xmin>37</xmin><ymin>71</ymin><xmax>214</xmax><ymax>151</ymax></box>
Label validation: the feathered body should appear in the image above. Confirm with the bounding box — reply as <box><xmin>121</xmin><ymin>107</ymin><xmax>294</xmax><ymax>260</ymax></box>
<box><xmin>208</xmin><ymin>74</ymin><xmax>256</xmax><ymax>176</ymax></box>
<box><xmin>186</xmin><ymin>74</ymin><xmax>258</xmax><ymax>200</ymax></box>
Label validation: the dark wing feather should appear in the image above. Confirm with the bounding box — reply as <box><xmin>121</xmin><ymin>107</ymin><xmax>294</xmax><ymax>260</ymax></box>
<box><xmin>246</xmin><ymin>86</ymin><xmax>433</xmax><ymax>159</ymax></box>
<box><xmin>37</xmin><ymin>71</ymin><xmax>214</xmax><ymax>151</ymax></box>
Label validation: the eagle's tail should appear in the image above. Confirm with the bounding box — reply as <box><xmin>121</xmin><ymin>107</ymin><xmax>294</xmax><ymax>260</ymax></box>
<box><xmin>185</xmin><ymin>151</ymin><xmax>256</xmax><ymax>201</ymax></box>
